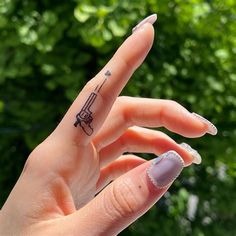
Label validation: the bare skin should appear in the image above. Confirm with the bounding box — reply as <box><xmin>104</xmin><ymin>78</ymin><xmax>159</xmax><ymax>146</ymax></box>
<box><xmin>0</xmin><ymin>24</ymin><xmax>212</xmax><ymax>236</ymax></box>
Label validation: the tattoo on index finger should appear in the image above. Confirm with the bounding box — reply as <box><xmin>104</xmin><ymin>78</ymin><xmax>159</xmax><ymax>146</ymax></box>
<box><xmin>73</xmin><ymin>70</ymin><xmax>111</xmax><ymax>136</ymax></box>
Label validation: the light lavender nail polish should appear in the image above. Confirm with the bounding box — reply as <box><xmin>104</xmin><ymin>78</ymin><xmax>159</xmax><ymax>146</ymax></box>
<box><xmin>192</xmin><ymin>112</ymin><xmax>218</xmax><ymax>135</ymax></box>
<box><xmin>132</xmin><ymin>13</ymin><xmax>157</xmax><ymax>33</ymax></box>
<box><xmin>147</xmin><ymin>151</ymin><xmax>184</xmax><ymax>188</ymax></box>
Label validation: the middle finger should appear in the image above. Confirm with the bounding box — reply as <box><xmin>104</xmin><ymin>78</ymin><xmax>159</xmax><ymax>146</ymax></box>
<box><xmin>93</xmin><ymin>97</ymin><xmax>217</xmax><ymax>151</ymax></box>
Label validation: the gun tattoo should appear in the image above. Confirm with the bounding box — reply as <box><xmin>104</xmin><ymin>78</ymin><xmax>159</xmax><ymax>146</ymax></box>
<box><xmin>74</xmin><ymin>70</ymin><xmax>111</xmax><ymax>136</ymax></box>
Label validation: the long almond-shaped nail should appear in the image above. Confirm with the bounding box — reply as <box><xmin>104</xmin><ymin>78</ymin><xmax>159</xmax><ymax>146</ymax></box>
<box><xmin>180</xmin><ymin>143</ymin><xmax>202</xmax><ymax>165</ymax></box>
<box><xmin>192</xmin><ymin>112</ymin><xmax>218</xmax><ymax>135</ymax></box>
<box><xmin>147</xmin><ymin>151</ymin><xmax>184</xmax><ymax>188</ymax></box>
<box><xmin>132</xmin><ymin>13</ymin><xmax>157</xmax><ymax>33</ymax></box>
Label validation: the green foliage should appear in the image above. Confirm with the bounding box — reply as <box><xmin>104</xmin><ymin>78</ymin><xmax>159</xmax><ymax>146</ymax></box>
<box><xmin>0</xmin><ymin>0</ymin><xmax>236</xmax><ymax>235</ymax></box>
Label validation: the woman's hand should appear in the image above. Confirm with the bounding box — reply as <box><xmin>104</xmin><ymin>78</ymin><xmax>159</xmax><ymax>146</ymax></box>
<box><xmin>0</xmin><ymin>16</ymin><xmax>217</xmax><ymax>236</ymax></box>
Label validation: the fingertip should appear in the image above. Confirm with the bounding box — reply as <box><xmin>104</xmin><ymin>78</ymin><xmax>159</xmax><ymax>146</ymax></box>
<box><xmin>184</xmin><ymin>116</ymin><xmax>216</xmax><ymax>138</ymax></box>
<box><xmin>191</xmin><ymin>112</ymin><xmax>218</xmax><ymax>136</ymax></box>
<box><xmin>100</xmin><ymin>23</ymin><xmax>155</xmax><ymax>80</ymax></box>
<box><xmin>160</xmin><ymin>103</ymin><xmax>206</xmax><ymax>138</ymax></box>
<box><xmin>132</xmin><ymin>13</ymin><xmax>157</xmax><ymax>34</ymax></box>
<box><xmin>116</xmin><ymin>23</ymin><xmax>155</xmax><ymax>70</ymax></box>
<box><xmin>131</xmin><ymin>23</ymin><xmax>155</xmax><ymax>46</ymax></box>
<box><xmin>184</xmin><ymin>119</ymin><xmax>207</xmax><ymax>138</ymax></box>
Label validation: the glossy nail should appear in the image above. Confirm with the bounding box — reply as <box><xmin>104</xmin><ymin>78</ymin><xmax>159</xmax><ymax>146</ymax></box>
<box><xmin>192</xmin><ymin>112</ymin><xmax>218</xmax><ymax>135</ymax></box>
<box><xmin>180</xmin><ymin>143</ymin><xmax>202</xmax><ymax>164</ymax></box>
<box><xmin>132</xmin><ymin>13</ymin><xmax>157</xmax><ymax>33</ymax></box>
<box><xmin>147</xmin><ymin>151</ymin><xmax>184</xmax><ymax>188</ymax></box>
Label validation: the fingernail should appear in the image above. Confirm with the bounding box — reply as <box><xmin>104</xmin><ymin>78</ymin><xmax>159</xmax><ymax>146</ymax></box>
<box><xmin>180</xmin><ymin>143</ymin><xmax>202</xmax><ymax>165</ymax></box>
<box><xmin>192</xmin><ymin>112</ymin><xmax>218</xmax><ymax>135</ymax></box>
<box><xmin>132</xmin><ymin>13</ymin><xmax>157</xmax><ymax>33</ymax></box>
<box><xmin>147</xmin><ymin>151</ymin><xmax>184</xmax><ymax>188</ymax></box>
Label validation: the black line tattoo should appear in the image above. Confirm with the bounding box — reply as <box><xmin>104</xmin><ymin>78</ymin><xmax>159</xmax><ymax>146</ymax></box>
<box><xmin>74</xmin><ymin>70</ymin><xmax>111</xmax><ymax>136</ymax></box>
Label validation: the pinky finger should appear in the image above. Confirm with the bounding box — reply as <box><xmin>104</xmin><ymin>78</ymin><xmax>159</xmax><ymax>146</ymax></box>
<box><xmin>96</xmin><ymin>155</ymin><xmax>146</xmax><ymax>193</ymax></box>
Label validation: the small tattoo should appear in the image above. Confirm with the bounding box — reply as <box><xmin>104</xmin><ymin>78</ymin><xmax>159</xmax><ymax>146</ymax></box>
<box><xmin>74</xmin><ymin>70</ymin><xmax>111</xmax><ymax>136</ymax></box>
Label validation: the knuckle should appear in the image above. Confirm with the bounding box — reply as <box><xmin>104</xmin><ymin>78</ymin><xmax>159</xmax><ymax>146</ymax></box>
<box><xmin>112</xmin><ymin>96</ymin><xmax>132</xmax><ymax>127</ymax></box>
<box><xmin>23</xmin><ymin>142</ymin><xmax>50</xmax><ymax>174</ymax></box>
<box><xmin>118</xmin><ymin>134</ymin><xmax>128</xmax><ymax>153</ymax></box>
<box><xmin>108</xmin><ymin>178</ymin><xmax>141</xmax><ymax>217</ymax></box>
<box><xmin>23</xmin><ymin>146</ymin><xmax>41</xmax><ymax>173</ymax></box>
<box><xmin>159</xmin><ymin>100</ymin><xmax>180</xmax><ymax>125</ymax></box>
<box><xmin>26</xmin><ymin>144</ymin><xmax>45</xmax><ymax>170</ymax></box>
<box><xmin>113</xmin><ymin>96</ymin><xmax>127</xmax><ymax>114</ymax></box>
<box><xmin>119</xmin><ymin>128</ymin><xmax>137</xmax><ymax>153</ymax></box>
<box><xmin>119</xmin><ymin>55</ymin><xmax>134</xmax><ymax>71</ymax></box>
<box><xmin>81</xmin><ymin>78</ymin><xmax>98</xmax><ymax>96</ymax></box>
<box><xmin>119</xmin><ymin>97</ymin><xmax>133</xmax><ymax>127</ymax></box>
<box><xmin>116</xmin><ymin>96</ymin><xmax>129</xmax><ymax>104</ymax></box>
<box><xmin>84</xmin><ymin>79</ymin><xmax>95</xmax><ymax>91</ymax></box>
<box><xmin>166</xmin><ymin>99</ymin><xmax>179</xmax><ymax>107</ymax></box>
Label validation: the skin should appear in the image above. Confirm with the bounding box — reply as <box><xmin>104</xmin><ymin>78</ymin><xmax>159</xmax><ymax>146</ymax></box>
<box><xmin>0</xmin><ymin>24</ymin><xmax>210</xmax><ymax>236</ymax></box>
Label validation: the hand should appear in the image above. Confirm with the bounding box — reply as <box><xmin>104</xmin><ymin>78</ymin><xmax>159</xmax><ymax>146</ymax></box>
<box><xmin>0</xmin><ymin>19</ymin><xmax>216</xmax><ymax>236</ymax></box>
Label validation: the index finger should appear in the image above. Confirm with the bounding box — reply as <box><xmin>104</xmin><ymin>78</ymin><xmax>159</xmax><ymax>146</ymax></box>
<box><xmin>54</xmin><ymin>18</ymin><xmax>156</xmax><ymax>146</ymax></box>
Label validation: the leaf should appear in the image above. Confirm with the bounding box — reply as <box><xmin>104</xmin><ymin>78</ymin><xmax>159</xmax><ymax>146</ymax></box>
<box><xmin>74</xmin><ymin>6</ymin><xmax>90</xmax><ymax>22</ymax></box>
<box><xmin>97</xmin><ymin>5</ymin><xmax>114</xmax><ymax>18</ymax></box>
<box><xmin>108</xmin><ymin>20</ymin><xmax>126</xmax><ymax>37</ymax></box>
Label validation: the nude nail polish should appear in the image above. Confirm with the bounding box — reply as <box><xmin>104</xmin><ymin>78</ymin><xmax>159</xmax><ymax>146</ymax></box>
<box><xmin>147</xmin><ymin>151</ymin><xmax>184</xmax><ymax>188</ymax></box>
<box><xmin>132</xmin><ymin>13</ymin><xmax>157</xmax><ymax>33</ymax></box>
<box><xmin>192</xmin><ymin>112</ymin><xmax>218</xmax><ymax>135</ymax></box>
<box><xmin>180</xmin><ymin>143</ymin><xmax>202</xmax><ymax>165</ymax></box>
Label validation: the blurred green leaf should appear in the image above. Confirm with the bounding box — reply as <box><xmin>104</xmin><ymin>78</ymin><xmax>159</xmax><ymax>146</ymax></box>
<box><xmin>74</xmin><ymin>6</ymin><xmax>90</xmax><ymax>22</ymax></box>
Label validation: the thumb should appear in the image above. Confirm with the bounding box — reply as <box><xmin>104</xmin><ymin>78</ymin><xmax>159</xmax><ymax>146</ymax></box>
<box><xmin>65</xmin><ymin>151</ymin><xmax>185</xmax><ymax>236</ymax></box>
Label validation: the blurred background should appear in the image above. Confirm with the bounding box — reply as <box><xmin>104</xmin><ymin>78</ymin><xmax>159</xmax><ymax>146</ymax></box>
<box><xmin>0</xmin><ymin>0</ymin><xmax>236</xmax><ymax>235</ymax></box>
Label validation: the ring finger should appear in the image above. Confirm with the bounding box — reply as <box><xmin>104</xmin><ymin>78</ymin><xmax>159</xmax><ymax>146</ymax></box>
<box><xmin>99</xmin><ymin>126</ymin><xmax>201</xmax><ymax>167</ymax></box>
